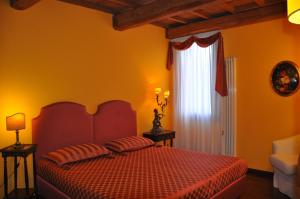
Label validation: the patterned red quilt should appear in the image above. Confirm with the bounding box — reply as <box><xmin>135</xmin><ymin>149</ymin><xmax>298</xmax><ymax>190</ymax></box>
<box><xmin>38</xmin><ymin>146</ymin><xmax>247</xmax><ymax>199</ymax></box>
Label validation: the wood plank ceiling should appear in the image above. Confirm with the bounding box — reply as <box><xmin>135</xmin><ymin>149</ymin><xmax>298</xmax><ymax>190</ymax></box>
<box><xmin>11</xmin><ymin>0</ymin><xmax>287</xmax><ymax>39</ymax></box>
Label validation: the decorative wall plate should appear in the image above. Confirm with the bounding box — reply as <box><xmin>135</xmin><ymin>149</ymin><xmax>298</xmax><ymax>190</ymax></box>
<box><xmin>271</xmin><ymin>61</ymin><xmax>299</xmax><ymax>96</ymax></box>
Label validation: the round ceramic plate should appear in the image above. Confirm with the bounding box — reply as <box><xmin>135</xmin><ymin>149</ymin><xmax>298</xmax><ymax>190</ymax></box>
<box><xmin>271</xmin><ymin>61</ymin><xmax>299</xmax><ymax>96</ymax></box>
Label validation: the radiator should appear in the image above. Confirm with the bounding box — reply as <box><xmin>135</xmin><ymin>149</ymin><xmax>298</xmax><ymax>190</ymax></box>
<box><xmin>221</xmin><ymin>57</ymin><xmax>236</xmax><ymax>156</ymax></box>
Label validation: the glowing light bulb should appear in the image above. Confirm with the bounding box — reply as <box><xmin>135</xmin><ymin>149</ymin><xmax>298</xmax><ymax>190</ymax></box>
<box><xmin>155</xmin><ymin>88</ymin><xmax>162</xmax><ymax>95</ymax></box>
<box><xmin>164</xmin><ymin>90</ymin><xmax>170</xmax><ymax>98</ymax></box>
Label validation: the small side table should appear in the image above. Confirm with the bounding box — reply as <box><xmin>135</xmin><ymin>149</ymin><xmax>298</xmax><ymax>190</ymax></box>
<box><xmin>143</xmin><ymin>130</ymin><xmax>176</xmax><ymax>147</ymax></box>
<box><xmin>0</xmin><ymin>144</ymin><xmax>38</xmax><ymax>199</ymax></box>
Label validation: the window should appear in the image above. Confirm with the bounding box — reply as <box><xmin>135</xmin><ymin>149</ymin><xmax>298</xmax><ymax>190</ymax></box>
<box><xmin>173</xmin><ymin>34</ymin><xmax>221</xmax><ymax>153</ymax></box>
<box><xmin>175</xmin><ymin>43</ymin><xmax>216</xmax><ymax>118</ymax></box>
<box><xmin>172</xmin><ymin>32</ymin><xmax>235</xmax><ymax>155</ymax></box>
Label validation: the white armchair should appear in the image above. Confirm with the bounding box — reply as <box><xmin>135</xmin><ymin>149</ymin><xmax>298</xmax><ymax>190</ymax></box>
<box><xmin>270</xmin><ymin>134</ymin><xmax>300</xmax><ymax>198</ymax></box>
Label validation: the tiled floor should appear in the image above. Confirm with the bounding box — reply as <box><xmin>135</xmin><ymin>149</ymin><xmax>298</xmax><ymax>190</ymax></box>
<box><xmin>241</xmin><ymin>173</ymin><xmax>290</xmax><ymax>199</ymax></box>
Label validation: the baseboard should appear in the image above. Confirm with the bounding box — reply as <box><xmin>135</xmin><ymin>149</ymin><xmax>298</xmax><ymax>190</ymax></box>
<box><xmin>247</xmin><ymin>168</ymin><xmax>273</xmax><ymax>178</ymax></box>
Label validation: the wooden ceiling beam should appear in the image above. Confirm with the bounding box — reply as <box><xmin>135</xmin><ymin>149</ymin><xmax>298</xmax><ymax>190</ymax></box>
<box><xmin>166</xmin><ymin>2</ymin><xmax>286</xmax><ymax>39</ymax></box>
<box><xmin>189</xmin><ymin>10</ymin><xmax>209</xmax><ymax>19</ymax></box>
<box><xmin>107</xmin><ymin>0</ymin><xmax>131</xmax><ymax>7</ymax></box>
<box><xmin>219</xmin><ymin>3</ymin><xmax>235</xmax><ymax>14</ymax></box>
<box><xmin>126</xmin><ymin>0</ymin><xmax>155</xmax><ymax>5</ymax></box>
<box><xmin>10</xmin><ymin>0</ymin><xmax>39</xmax><ymax>10</ymax></box>
<box><xmin>58</xmin><ymin>0</ymin><xmax>117</xmax><ymax>14</ymax></box>
<box><xmin>254</xmin><ymin>0</ymin><xmax>266</xmax><ymax>6</ymax></box>
<box><xmin>168</xmin><ymin>16</ymin><xmax>189</xmax><ymax>24</ymax></box>
<box><xmin>151</xmin><ymin>21</ymin><xmax>168</xmax><ymax>28</ymax></box>
<box><xmin>113</xmin><ymin>0</ymin><xmax>231</xmax><ymax>30</ymax></box>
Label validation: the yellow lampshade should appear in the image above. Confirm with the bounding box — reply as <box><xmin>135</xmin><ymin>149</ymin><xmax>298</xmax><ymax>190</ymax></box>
<box><xmin>288</xmin><ymin>0</ymin><xmax>300</xmax><ymax>24</ymax></box>
<box><xmin>6</xmin><ymin>113</ymin><xmax>25</xmax><ymax>131</ymax></box>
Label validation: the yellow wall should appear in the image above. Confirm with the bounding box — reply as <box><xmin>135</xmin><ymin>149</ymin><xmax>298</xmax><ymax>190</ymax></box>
<box><xmin>222</xmin><ymin>18</ymin><xmax>300</xmax><ymax>171</ymax></box>
<box><xmin>2</xmin><ymin>1</ymin><xmax>299</xmax><ymax>197</ymax></box>
<box><xmin>0</xmin><ymin>1</ymin><xmax>169</xmax><ymax>196</ymax></box>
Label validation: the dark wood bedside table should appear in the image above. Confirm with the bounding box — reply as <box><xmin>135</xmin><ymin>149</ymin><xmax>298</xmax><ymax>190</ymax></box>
<box><xmin>0</xmin><ymin>144</ymin><xmax>38</xmax><ymax>199</ymax></box>
<box><xmin>143</xmin><ymin>130</ymin><xmax>176</xmax><ymax>147</ymax></box>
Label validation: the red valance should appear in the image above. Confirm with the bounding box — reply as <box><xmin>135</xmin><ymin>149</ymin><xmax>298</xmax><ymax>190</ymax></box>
<box><xmin>167</xmin><ymin>32</ymin><xmax>228</xmax><ymax>97</ymax></box>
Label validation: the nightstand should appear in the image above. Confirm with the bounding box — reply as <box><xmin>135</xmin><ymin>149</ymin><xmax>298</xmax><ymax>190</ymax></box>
<box><xmin>143</xmin><ymin>130</ymin><xmax>176</xmax><ymax>147</ymax></box>
<box><xmin>0</xmin><ymin>144</ymin><xmax>38</xmax><ymax>199</ymax></box>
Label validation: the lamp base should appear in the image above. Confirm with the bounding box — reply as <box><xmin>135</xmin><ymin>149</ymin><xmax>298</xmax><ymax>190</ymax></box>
<box><xmin>151</xmin><ymin>109</ymin><xmax>164</xmax><ymax>134</ymax></box>
<box><xmin>14</xmin><ymin>130</ymin><xmax>23</xmax><ymax>149</ymax></box>
<box><xmin>14</xmin><ymin>143</ymin><xmax>23</xmax><ymax>149</ymax></box>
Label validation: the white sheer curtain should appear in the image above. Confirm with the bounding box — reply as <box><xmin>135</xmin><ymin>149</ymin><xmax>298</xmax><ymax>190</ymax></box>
<box><xmin>173</xmin><ymin>33</ymin><xmax>222</xmax><ymax>154</ymax></box>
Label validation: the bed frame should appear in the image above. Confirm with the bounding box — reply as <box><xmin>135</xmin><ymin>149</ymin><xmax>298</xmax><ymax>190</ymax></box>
<box><xmin>32</xmin><ymin>100</ymin><xmax>246</xmax><ymax>199</ymax></box>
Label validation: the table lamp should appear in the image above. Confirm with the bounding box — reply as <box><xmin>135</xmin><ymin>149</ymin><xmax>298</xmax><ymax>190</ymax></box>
<box><xmin>151</xmin><ymin>88</ymin><xmax>170</xmax><ymax>134</ymax></box>
<box><xmin>6</xmin><ymin>113</ymin><xmax>25</xmax><ymax>149</ymax></box>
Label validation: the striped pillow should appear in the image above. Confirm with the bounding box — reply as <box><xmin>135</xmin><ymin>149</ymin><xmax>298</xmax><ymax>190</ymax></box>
<box><xmin>105</xmin><ymin>136</ymin><xmax>155</xmax><ymax>153</ymax></box>
<box><xmin>45</xmin><ymin>143</ymin><xmax>111</xmax><ymax>166</ymax></box>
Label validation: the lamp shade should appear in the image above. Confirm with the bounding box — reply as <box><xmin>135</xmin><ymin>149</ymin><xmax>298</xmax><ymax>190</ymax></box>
<box><xmin>288</xmin><ymin>0</ymin><xmax>300</xmax><ymax>24</ymax></box>
<box><xmin>6</xmin><ymin>113</ymin><xmax>25</xmax><ymax>131</ymax></box>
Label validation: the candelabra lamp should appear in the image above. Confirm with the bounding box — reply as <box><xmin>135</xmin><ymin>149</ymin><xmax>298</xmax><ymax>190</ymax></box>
<box><xmin>6</xmin><ymin>113</ymin><xmax>25</xmax><ymax>149</ymax></box>
<box><xmin>151</xmin><ymin>88</ymin><xmax>170</xmax><ymax>134</ymax></box>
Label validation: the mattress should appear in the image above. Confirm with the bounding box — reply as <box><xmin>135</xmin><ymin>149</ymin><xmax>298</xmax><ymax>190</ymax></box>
<box><xmin>38</xmin><ymin>146</ymin><xmax>247</xmax><ymax>199</ymax></box>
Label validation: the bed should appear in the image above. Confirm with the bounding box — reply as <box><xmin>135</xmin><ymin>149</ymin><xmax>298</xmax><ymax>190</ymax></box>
<box><xmin>32</xmin><ymin>100</ymin><xmax>247</xmax><ymax>199</ymax></box>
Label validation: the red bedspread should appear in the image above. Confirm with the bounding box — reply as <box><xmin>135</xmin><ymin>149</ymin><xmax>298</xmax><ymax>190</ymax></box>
<box><xmin>38</xmin><ymin>146</ymin><xmax>247</xmax><ymax>199</ymax></box>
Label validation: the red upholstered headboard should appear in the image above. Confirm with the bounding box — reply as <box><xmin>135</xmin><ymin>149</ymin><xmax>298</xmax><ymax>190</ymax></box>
<box><xmin>32</xmin><ymin>100</ymin><xmax>136</xmax><ymax>159</ymax></box>
<box><xmin>32</xmin><ymin>102</ymin><xmax>93</xmax><ymax>160</ymax></box>
<box><xmin>93</xmin><ymin>100</ymin><xmax>137</xmax><ymax>145</ymax></box>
